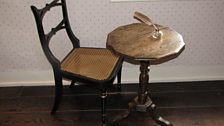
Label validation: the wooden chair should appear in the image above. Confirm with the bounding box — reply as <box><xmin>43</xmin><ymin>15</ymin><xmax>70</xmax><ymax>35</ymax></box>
<box><xmin>31</xmin><ymin>0</ymin><xmax>123</xmax><ymax>125</ymax></box>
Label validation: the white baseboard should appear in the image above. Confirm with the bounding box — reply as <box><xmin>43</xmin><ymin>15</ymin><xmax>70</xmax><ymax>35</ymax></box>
<box><xmin>0</xmin><ymin>65</ymin><xmax>224</xmax><ymax>87</ymax></box>
<box><xmin>123</xmin><ymin>65</ymin><xmax>224</xmax><ymax>83</ymax></box>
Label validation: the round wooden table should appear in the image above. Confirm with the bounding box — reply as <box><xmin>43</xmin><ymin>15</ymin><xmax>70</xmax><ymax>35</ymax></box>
<box><xmin>107</xmin><ymin>23</ymin><xmax>185</xmax><ymax>126</ymax></box>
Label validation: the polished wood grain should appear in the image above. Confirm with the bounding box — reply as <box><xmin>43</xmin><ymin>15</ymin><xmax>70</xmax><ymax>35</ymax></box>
<box><xmin>107</xmin><ymin>23</ymin><xmax>185</xmax><ymax>60</ymax></box>
<box><xmin>0</xmin><ymin>81</ymin><xmax>224</xmax><ymax>126</ymax></box>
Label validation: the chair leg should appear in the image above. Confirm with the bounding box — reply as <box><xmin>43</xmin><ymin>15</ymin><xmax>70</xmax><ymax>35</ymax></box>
<box><xmin>117</xmin><ymin>66</ymin><xmax>122</xmax><ymax>90</ymax></box>
<box><xmin>69</xmin><ymin>80</ymin><xmax>76</xmax><ymax>88</ymax></box>
<box><xmin>51</xmin><ymin>71</ymin><xmax>63</xmax><ymax>114</ymax></box>
<box><xmin>100</xmin><ymin>90</ymin><xmax>107</xmax><ymax>125</ymax></box>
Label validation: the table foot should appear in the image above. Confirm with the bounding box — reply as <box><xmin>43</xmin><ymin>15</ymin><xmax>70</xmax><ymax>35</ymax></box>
<box><xmin>148</xmin><ymin>104</ymin><xmax>173</xmax><ymax>126</ymax></box>
<box><xmin>112</xmin><ymin>96</ymin><xmax>173</xmax><ymax>126</ymax></box>
<box><xmin>112</xmin><ymin>97</ymin><xmax>137</xmax><ymax>123</ymax></box>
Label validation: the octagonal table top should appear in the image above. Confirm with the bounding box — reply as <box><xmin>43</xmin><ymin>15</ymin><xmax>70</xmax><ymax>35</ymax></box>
<box><xmin>107</xmin><ymin>23</ymin><xmax>185</xmax><ymax>61</ymax></box>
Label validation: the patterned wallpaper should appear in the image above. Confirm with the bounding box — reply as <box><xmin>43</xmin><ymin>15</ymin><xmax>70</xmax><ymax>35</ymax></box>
<box><xmin>0</xmin><ymin>0</ymin><xmax>224</xmax><ymax>73</ymax></box>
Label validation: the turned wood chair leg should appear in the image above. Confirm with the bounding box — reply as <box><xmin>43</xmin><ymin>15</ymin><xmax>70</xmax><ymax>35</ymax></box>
<box><xmin>117</xmin><ymin>66</ymin><xmax>122</xmax><ymax>91</ymax></box>
<box><xmin>100</xmin><ymin>90</ymin><xmax>107</xmax><ymax>125</ymax></box>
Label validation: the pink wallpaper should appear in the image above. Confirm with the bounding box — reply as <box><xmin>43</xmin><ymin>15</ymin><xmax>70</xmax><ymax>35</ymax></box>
<box><xmin>0</xmin><ymin>0</ymin><xmax>224</xmax><ymax>73</ymax></box>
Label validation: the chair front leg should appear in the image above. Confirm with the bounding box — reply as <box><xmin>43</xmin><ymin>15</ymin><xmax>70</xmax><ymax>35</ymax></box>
<box><xmin>100</xmin><ymin>90</ymin><xmax>107</xmax><ymax>125</ymax></box>
<box><xmin>117</xmin><ymin>66</ymin><xmax>122</xmax><ymax>91</ymax></box>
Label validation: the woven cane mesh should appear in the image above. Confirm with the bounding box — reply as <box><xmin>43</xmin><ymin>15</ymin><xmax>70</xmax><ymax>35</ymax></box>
<box><xmin>61</xmin><ymin>48</ymin><xmax>119</xmax><ymax>81</ymax></box>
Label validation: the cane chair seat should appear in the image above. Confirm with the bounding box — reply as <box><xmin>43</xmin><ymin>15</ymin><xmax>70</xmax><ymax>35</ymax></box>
<box><xmin>61</xmin><ymin>48</ymin><xmax>120</xmax><ymax>81</ymax></box>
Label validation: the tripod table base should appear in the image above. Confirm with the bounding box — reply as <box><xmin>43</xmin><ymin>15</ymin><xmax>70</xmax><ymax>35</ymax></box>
<box><xmin>112</xmin><ymin>96</ymin><xmax>173</xmax><ymax>126</ymax></box>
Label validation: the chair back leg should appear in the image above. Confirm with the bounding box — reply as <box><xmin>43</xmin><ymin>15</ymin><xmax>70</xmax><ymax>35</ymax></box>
<box><xmin>51</xmin><ymin>70</ymin><xmax>63</xmax><ymax>114</ymax></box>
<box><xmin>69</xmin><ymin>80</ymin><xmax>76</xmax><ymax>88</ymax></box>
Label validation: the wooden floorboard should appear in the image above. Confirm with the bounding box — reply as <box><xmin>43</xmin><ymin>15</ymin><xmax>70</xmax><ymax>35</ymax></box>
<box><xmin>0</xmin><ymin>81</ymin><xmax>224</xmax><ymax>126</ymax></box>
<box><xmin>1</xmin><ymin>108</ymin><xmax>224</xmax><ymax>126</ymax></box>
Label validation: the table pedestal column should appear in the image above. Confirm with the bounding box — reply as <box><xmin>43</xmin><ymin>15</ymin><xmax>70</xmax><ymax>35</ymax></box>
<box><xmin>111</xmin><ymin>61</ymin><xmax>173</xmax><ymax>126</ymax></box>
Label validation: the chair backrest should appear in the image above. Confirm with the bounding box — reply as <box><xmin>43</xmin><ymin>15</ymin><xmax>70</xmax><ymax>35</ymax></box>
<box><xmin>31</xmin><ymin>0</ymin><xmax>80</xmax><ymax>68</ymax></box>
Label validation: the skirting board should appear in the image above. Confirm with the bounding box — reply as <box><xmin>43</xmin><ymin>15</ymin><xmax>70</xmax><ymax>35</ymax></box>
<box><xmin>0</xmin><ymin>65</ymin><xmax>224</xmax><ymax>87</ymax></box>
